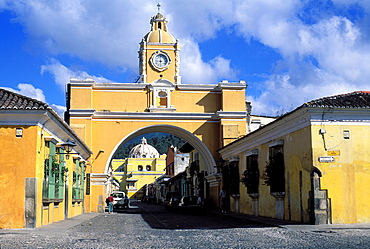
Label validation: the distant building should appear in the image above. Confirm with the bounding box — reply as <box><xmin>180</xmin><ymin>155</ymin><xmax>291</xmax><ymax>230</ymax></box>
<box><xmin>219</xmin><ymin>91</ymin><xmax>370</xmax><ymax>224</ymax></box>
<box><xmin>0</xmin><ymin>89</ymin><xmax>92</xmax><ymax>229</ymax></box>
<box><xmin>166</xmin><ymin>145</ymin><xmax>189</xmax><ymax>177</ymax></box>
<box><xmin>111</xmin><ymin>138</ymin><xmax>166</xmax><ymax>199</ymax></box>
<box><xmin>248</xmin><ymin>115</ymin><xmax>276</xmax><ymax>133</ymax></box>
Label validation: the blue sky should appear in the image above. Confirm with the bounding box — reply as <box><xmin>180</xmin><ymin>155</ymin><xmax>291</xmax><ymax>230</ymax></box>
<box><xmin>0</xmin><ymin>0</ymin><xmax>369</xmax><ymax>117</ymax></box>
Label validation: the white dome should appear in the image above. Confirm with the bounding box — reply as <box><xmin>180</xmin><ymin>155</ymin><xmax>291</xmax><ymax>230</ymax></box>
<box><xmin>129</xmin><ymin>137</ymin><xmax>160</xmax><ymax>158</ymax></box>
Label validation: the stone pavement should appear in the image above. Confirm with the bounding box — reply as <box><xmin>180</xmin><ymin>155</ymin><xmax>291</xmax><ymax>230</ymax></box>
<box><xmin>213</xmin><ymin>209</ymin><xmax>370</xmax><ymax>233</ymax></box>
<box><xmin>1</xmin><ymin>207</ymin><xmax>369</xmax><ymax>235</ymax></box>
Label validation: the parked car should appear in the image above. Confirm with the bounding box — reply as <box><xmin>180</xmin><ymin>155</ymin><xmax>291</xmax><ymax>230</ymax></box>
<box><xmin>165</xmin><ymin>196</ymin><xmax>182</xmax><ymax>210</ymax></box>
<box><xmin>164</xmin><ymin>191</ymin><xmax>181</xmax><ymax>209</ymax></box>
<box><xmin>142</xmin><ymin>195</ymin><xmax>156</xmax><ymax>204</ymax></box>
<box><xmin>178</xmin><ymin>196</ymin><xmax>204</xmax><ymax>214</ymax></box>
<box><xmin>110</xmin><ymin>191</ymin><xmax>126</xmax><ymax>205</ymax></box>
<box><xmin>113</xmin><ymin>195</ymin><xmax>130</xmax><ymax>211</ymax></box>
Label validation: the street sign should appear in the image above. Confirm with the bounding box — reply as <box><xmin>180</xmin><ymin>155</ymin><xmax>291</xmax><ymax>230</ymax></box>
<box><xmin>318</xmin><ymin>156</ymin><xmax>335</xmax><ymax>163</ymax></box>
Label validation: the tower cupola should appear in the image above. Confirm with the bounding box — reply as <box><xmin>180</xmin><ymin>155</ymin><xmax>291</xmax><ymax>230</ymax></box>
<box><xmin>138</xmin><ymin>5</ymin><xmax>181</xmax><ymax>84</ymax></box>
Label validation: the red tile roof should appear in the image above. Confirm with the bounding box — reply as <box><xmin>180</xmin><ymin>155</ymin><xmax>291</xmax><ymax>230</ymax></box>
<box><xmin>0</xmin><ymin>88</ymin><xmax>48</xmax><ymax>110</ymax></box>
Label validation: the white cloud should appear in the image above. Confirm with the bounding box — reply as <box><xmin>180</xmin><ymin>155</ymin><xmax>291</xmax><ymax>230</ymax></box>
<box><xmin>2</xmin><ymin>83</ymin><xmax>46</xmax><ymax>102</ymax></box>
<box><xmin>181</xmin><ymin>39</ymin><xmax>238</xmax><ymax>84</ymax></box>
<box><xmin>41</xmin><ymin>59</ymin><xmax>112</xmax><ymax>90</ymax></box>
<box><xmin>1</xmin><ymin>0</ymin><xmax>369</xmax><ymax>115</ymax></box>
<box><xmin>50</xmin><ymin>104</ymin><xmax>66</xmax><ymax>119</ymax></box>
<box><xmin>250</xmin><ymin>71</ymin><xmax>358</xmax><ymax>116</ymax></box>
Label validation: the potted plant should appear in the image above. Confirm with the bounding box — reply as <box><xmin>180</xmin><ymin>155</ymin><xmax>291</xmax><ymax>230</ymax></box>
<box><xmin>241</xmin><ymin>160</ymin><xmax>260</xmax><ymax>194</ymax></box>
<box><xmin>263</xmin><ymin>152</ymin><xmax>285</xmax><ymax>193</ymax></box>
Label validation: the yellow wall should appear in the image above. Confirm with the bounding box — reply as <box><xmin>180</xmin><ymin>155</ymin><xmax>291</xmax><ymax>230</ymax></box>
<box><xmin>112</xmin><ymin>156</ymin><xmax>166</xmax><ymax>198</ymax></box>
<box><xmin>0</xmin><ymin>126</ymin><xmax>37</xmax><ymax>228</ymax></box>
<box><xmin>145</xmin><ymin>44</ymin><xmax>178</xmax><ymax>83</ymax></box>
<box><xmin>230</xmin><ymin>125</ymin><xmax>313</xmax><ymax>223</ymax></box>
<box><xmin>221</xmin><ymin>109</ymin><xmax>370</xmax><ymax>224</ymax></box>
<box><xmin>68</xmin><ymin>82</ymin><xmax>247</xmax><ymax>212</ymax></box>
<box><xmin>0</xmin><ymin>125</ymin><xmax>90</xmax><ymax>228</ymax></box>
<box><xmin>221</xmin><ymin>89</ymin><xmax>246</xmax><ymax>112</ymax></box>
<box><xmin>312</xmin><ymin>124</ymin><xmax>370</xmax><ymax>224</ymax></box>
<box><xmin>172</xmin><ymin>91</ymin><xmax>221</xmax><ymax>113</ymax></box>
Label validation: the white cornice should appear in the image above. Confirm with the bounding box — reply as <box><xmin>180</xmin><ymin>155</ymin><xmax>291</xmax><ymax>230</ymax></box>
<box><xmin>219</xmin><ymin>109</ymin><xmax>312</xmax><ymax>158</ymax></box>
<box><xmin>176</xmin><ymin>84</ymin><xmax>218</xmax><ymax>91</ymax></box>
<box><xmin>69</xmin><ymin>110</ymin><xmax>249</xmax><ymax>121</ymax></box>
<box><xmin>219</xmin><ymin>107</ymin><xmax>370</xmax><ymax>159</ymax></box>
<box><xmin>68</xmin><ymin>109</ymin><xmax>95</xmax><ymax>117</ymax></box>
<box><xmin>218</xmin><ymin>82</ymin><xmax>247</xmax><ymax>90</ymax></box>
<box><xmin>0</xmin><ymin>109</ymin><xmax>92</xmax><ymax>159</ymax></box>
<box><xmin>145</xmin><ymin>43</ymin><xmax>177</xmax><ymax>47</ymax></box>
<box><xmin>216</xmin><ymin>111</ymin><xmax>247</xmax><ymax>118</ymax></box>
<box><xmin>94</xmin><ymin>83</ymin><xmax>147</xmax><ymax>90</ymax></box>
<box><xmin>92</xmin><ymin>111</ymin><xmax>216</xmax><ymax>120</ymax></box>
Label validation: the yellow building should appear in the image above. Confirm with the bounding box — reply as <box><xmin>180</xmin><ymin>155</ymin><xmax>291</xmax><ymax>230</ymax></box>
<box><xmin>66</xmin><ymin>10</ymin><xmax>248</xmax><ymax>212</ymax></box>
<box><xmin>219</xmin><ymin>91</ymin><xmax>370</xmax><ymax>224</ymax></box>
<box><xmin>112</xmin><ymin>138</ymin><xmax>166</xmax><ymax>199</ymax></box>
<box><xmin>0</xmin><ymin>89</ymin><xmax>92</xmax><ymax>229</ymax></box>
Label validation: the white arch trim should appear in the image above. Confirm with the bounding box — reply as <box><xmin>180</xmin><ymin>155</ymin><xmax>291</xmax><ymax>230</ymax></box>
<box><xmin>106</xmin><ymin>124</ymin><xmax>216</xmax><ymax>175</ymax></box>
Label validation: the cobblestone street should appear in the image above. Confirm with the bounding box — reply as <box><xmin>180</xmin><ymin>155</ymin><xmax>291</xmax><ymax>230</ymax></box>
<box><xmin>1</xmin><ymin>200</ymin><xmax>370</xmax><ymax>248</ymax></box>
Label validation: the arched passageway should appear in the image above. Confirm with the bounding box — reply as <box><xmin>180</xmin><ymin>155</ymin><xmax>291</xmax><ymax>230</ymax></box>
<box><xmin>106</xmin><ymin>124</ymin><xmax>217</xmax><ymax>175</ymax></box>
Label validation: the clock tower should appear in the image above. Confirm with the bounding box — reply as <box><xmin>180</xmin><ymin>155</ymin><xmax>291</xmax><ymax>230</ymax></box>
<box><xmin>138</xmin><ymin>8</ymin><xmax>181</xmax><ymax>84</ymax></box>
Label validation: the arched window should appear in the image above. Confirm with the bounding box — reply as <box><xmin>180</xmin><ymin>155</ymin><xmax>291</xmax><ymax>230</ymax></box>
<box><xmin>138</xmin><ymin>165</ymin><xmax>143</xmax><ymax>171</ymax></box>
<box><xmin>158</xmin><ymin>91</ymin><xmax>167</xmax><ymax>107</ymax></box>
<box><xmin>146</xmin><ymin>165</ymin><xmax>151</xmax><ymax>171</ymax></box>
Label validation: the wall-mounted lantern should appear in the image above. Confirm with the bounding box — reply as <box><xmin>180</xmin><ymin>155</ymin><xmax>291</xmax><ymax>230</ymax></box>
<box><xmin>215</xmin><ymin>158</ymin><xmax>226</xmax><ymax>174</ymax></box>
<box><xmin>57</xmin><ymin>139</ymin><xmax>79</xmax><ymax>159</ymax></box>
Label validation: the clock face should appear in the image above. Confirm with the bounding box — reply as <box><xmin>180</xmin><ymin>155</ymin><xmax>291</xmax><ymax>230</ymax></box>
<box><xmin>154</xmin><ymin>54</ymin><xmax>168</xmax><ymax>68</ymax></box>
<box><xmin>150</xmin><ymin>51</ymin><xmax>171</xmax><ymax>71</ymax></box>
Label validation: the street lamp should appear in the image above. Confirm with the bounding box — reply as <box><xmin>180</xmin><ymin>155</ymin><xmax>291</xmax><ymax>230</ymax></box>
<box><xmin>58</xmin><ymin>139</ymin><xmax>79</xmax><ymax>159</ymax></box>
<box><xmin>61</xmin><ymin>139</ymin><xmax>76</xmax><ymax>153</ymax></box>
<box><xmin>215</xmin><ymin>158</ymin><xmax>226</xmax><ymax>173</ymax></box>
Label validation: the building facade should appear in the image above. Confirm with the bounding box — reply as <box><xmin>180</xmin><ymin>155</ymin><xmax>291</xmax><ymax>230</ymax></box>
<box><xmin>0</xmin><ymin>89</ymin><xmax>92</xmax><ymax>228</ymax></box>
<box><xmin>219</xmin><ymin>91</ymin><xmax>370</xmax><ymax>224</ymax></box>
<box><xmin>111</xmin><ymin>138</ymin><xmax>166</xmax><ymax>199</ymax></box>
<box><xmin>65</xmin><ymin>11</ymin><xmax>248</xmax><ymax>211</ymax></box>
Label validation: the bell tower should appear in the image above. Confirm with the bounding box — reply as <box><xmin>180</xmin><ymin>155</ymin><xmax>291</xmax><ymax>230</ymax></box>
<box><xmin>138</xmin><ymin>6</ymin><xmax>181</xmax><ymax>84</ymax></box>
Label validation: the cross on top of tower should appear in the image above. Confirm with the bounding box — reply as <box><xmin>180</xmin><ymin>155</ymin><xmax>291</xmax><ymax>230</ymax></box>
<box><xmin>157</xmin><ymin>3</ymin><xmax>161</xmax><ymax>13</ymax></box>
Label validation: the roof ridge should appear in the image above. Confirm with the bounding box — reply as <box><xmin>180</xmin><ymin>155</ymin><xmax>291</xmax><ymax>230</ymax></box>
<box><xmin>304</xmin><ymin>91</ymin><xmax>370</xmax><ymax>108</ymax></box>
<box><xmin>0</xmin><ymin>88</ymin><xmax>49</xmax><ymax>110</ymax></box>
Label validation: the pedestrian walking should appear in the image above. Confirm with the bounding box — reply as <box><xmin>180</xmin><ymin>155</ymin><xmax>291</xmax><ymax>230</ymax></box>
<box><xmin>106</xmin><ymin>195</ymin><xmax>114</xmax><ymax>214</ymax></box>
<box><xmin>219</xmin><ymin>188</ymin><xmax>227</xmax><ymax>213</ymax></box>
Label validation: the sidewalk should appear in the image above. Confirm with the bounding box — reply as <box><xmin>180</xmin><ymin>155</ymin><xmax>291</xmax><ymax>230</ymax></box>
<box><xmin>0</xmin><ymin>213</ymin><xmax>100</xmax><ymax>235</ymax></box>
<box><xmin>212</xmin><ymin>209</ymin><xmax>370</xmax><ymax>232</ymax></box>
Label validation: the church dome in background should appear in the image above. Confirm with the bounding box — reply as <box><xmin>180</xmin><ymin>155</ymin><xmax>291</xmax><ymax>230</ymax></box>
<box><xmin>129</xmin><ymin>137</ymin><xmax>160</xmax><ymax>158</ymax></box>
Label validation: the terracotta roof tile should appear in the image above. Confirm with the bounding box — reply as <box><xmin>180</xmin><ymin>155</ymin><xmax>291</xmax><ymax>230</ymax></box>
<box><xmin>303</xmin><ymin>91</ymin><xmax>370</xmax><ymax>108</ymax></box>
<box><xmin>0</xmin><ymin>88</ymin><xmax>48</xmax><ymax>110</ymax></box>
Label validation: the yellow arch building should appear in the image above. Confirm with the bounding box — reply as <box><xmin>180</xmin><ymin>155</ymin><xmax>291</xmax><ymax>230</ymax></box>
<box><xmin>66</xmin><ymin>11</ymin><xmax>248</xmax><ymax>212</ymax></box>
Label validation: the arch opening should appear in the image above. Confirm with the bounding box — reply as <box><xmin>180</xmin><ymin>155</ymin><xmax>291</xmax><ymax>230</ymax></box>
<box><xmin>106</xmin><ymin>125</ymin><xmax>216</xmax><ymax>176</ymax></box>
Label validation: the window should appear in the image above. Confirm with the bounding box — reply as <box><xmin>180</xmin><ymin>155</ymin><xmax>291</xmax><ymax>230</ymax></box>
<box><xmin>128</xmin><ymin>181</ymin><xmax>136</xmax><ymax>189</ymax></box>
<box><xmin>266</xmin><ymin>143</ymin><xmax>285</xmax><ymax>193</ymax></box>
<box><xmin>138</xmin><ymin>165</ymin><xmax>143</xmax><ymax>171</ymax></box>
<box><xmin>42</xmin><ymin>142</ymin><xmax>65</xmax><ymax>201</ymax></box>
<box><xmin>157</xmin><ymin>91</ymin><xmax>168</xmax><ymax>107</ymax></box>
<box><xmin>243</xmin><ymin>154</ymin><xmax>259</xmax><ymax>194</ymax></box>
<box><xmin>72</xmin><ymin>159</ymin><xmax>85</xmax><ymax>200</ymax></box>
<box><xmin>146</xmin><ymin>165</ymin><xmax>151</xmax><ymax>171</ymax></box>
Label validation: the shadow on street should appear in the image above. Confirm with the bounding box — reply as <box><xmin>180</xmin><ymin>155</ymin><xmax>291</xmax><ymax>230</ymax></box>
<box><xmin>114</xmin><ymin>200</ymin><xmax>274</xmax><ymax>230</ymax></box>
